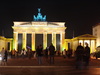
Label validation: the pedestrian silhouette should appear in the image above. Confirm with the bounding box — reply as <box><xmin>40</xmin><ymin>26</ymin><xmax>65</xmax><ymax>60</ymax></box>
<box><xmin>83</xmin><ymin>43</ymin><xmax>90</xmax><ymax>68</ymax></box>
<box><xmin>49</xmin><ymin>43</ymin><xmax>55</xmax><ymax>64</ymax></box>
<box><xmin>75</xmin><ymin>43</ymin><xmax>84</xmax><ymax>69</ymax></box>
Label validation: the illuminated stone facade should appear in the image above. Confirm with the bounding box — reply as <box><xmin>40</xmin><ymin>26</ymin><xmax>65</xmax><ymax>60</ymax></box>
<box><xmin>0</xmin><ymin>8</ymin><xmax>97</xmax><ymax>53</ymax></box>
<box><xmin>64</xmin><ymin>34</ymin><xmax>96</xmax><ymax>53</ymax></box>
<box><xmin>0</xmin><ymin>36</ymin><xmax>12</xmax><ymax>51</ymax></box>
<box><xmin>93</xmin><ymin>23</ymin><xmax>100</xmax><ymax>47</ymax></box>
<box><xmin>12</xmin><ymin>21</ymin><xmax>66</xmax><ymax>51</ymax></box>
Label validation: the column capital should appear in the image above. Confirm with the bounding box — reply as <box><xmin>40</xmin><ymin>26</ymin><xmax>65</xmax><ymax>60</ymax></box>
<box><xmin>14</xmin><ymin>32</ymin><xmax>18</xmax><ymax>34</ymax></box>
<box><xmin>23</xmin><ymin>32</ymin><xmax>26</xmax><ymax>33</ymax></box>
<box><xmin>32</xmin><ymin>32</ymin><xmax>35</xmax><ymax>34</ymax></box>
<box><xmin>52</xmin><ymin>32</ymin><xmax>56</xmax><ymax>34</ymax></box>
<box><xmin>44</xmin><ymin>32</ymin><xmax>47</xmax><ymax>34</ymax></box>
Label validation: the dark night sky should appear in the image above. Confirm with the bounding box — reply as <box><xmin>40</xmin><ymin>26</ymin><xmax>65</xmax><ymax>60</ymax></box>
<box><xmin>0</xmin><ymin>0</ymin><xmax>100</xmax><ymax>38</ymax></box>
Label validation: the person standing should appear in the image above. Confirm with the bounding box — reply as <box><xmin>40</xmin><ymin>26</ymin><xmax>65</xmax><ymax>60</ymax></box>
<box><xmin>75</xmin><ymin>43</ymin><xmax>84</xmax><ymax>69</ymax></box>
<box><xmin>0</xmin><ymin>47</ymin><xmax>5</xmax><ymax>65</ymax></box>
<box><xmin>63</xmin><ymin>49</ymin><xmax>67</xmax><ymax>58</ymax></box>
<box><xmin>67</xmin><ymin>48</ymin><xmax>73</xmax><ymax>58</ymax></box>
<box><xmin>44</xmin><ymin>47</ymin><xmax>49</xmax><ymax>62</ymax></box>
<box><xmin>11</xmin><ymin>49</ymin><xmax>16</xmax><ymax>58</ymax></box>
<box><xmin>0</xmin><ymin>47</ymin><xmax>8</xmax><ymax>65</ymax></box>
<box><xmin>49</xmin><ymin>43</ymin><xmax>55</xmax><ymax>64</ymax></box>
<box><xmin>21</xmin><ymin>48</ymin><xmax>27</xmax><ymax>59</ymax></box>
<box><xmin>36</xmin><ymin>45</ymin><xmax>43</xmax><ymax>64</ymax></box>
<box><xmin>3</xmin><ymin>49</ymin><xmax>8</xmax><ymax>65</ymax></box>
<box><xmin>27</xmin><ymin>49</ymin><xmax>33</xmax><ymax>59</ymax></box>
<box><xmin>0</xmin><ymin>47</ymin><xmax>5</xmax><ymax>59</ymax></box>
<box><xmin>83</xmin><ymin>43</ymin><xmax>90</xmax><ymax>68</ymax></box>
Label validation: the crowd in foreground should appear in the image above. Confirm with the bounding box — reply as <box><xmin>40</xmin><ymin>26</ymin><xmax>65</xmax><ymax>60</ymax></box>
<box><xmin>0</xmin><ymin>42</ymin><xmax>90</xmax><ymax>69</ymax></box>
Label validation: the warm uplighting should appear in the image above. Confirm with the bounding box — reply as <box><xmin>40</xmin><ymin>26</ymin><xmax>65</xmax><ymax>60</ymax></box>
<box><xmin>12</xmin><ymin>21</ymin><xmax>66</xmax><ymax>51</ymax></box>
<box><xmin>84</xmin><ymin>40</ymin><xmax>90</xmax><ymax>46</ymax></box>
<box><xmin>0</xmin><ymin>54</ymin><xmax>2</xmax><ymax>60</ymax></box>
<box><xmin>79</xmin><ymin>40</ymin><xmax>83</xmax><ymax>46</ymax></box>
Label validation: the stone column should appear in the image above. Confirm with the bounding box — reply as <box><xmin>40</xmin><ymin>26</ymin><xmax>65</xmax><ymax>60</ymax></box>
<box><xmin>32</xmin><ymin>32</ymin><xmax>35</xmax><ymax>51</ymax></box>
<box><xmin>43</xmin><ymin>32</ymin><xmax>47</xmax><ymax>49</ymax></box>
<box><xmin>10</xmin><ymin>41</ymin><xmax>12</xmax><ymax>51</ymax></box>
<box><xmin>89</xmin><ymin>40</ymin><xmax>91</xmax><ymax>47</ymax></box>
<box><xmin>13</xmin><ymin>32</ymin><xmax>18</xmax><ymax>50</ymax></box>
<box><xmin>95</xmin><ymin>39</ymin><xmax>96</xmax><ymax>50</ymax></box>
<box><xmin>52</xmin><ymin>32</ymin><xmax>56</xmax><ymax>50</ymax></box>
<box><xmin>91</xmin><ymin>39</ymin><xmax>96</xmax><ymax>53</ymax></box>
<box><xmin>60</xmin><ymin>32</ymin><xmax>65</xmax><ymax>51</ymax></box>
<box><xmin>89</xmin><ymin>40</ymin><xmax>92</xmax><ymax>53</ymax></box>
<box><xmin>22</xmin><ymin>32</ymin><xmax>27</xmax><ymax>49</ymax></box>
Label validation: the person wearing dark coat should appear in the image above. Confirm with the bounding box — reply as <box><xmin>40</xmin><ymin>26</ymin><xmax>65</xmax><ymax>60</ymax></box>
<box><xmin>83</xmin><ymin>43</ymin><xmax>90</xmax><ymax>67</ymax></box>
<box><xmin>75</xmin><ymin>43</ymin><xmax>84</xmax><ymax>69</ymax></box>
<box><xmin>4</xmin><ymin>50</ymin><xmax>8</xmax><ymax>62</ymax></box>
<box><xmin>2</xmin><ymin>49</ymin><xmax>8</xmax><ymax>65</ymax></box>
<box><xmin>49</xmin><ymin>43</ymin><xmax>55</xmax><ymax>64</ymax></box>
<box><xmin>44</xmin><ymin>47</ymin><xmax>49</xmax><ymax>61</ymax></box>
<box><xmin>36</xmin><ymin>45</ymin><xmax>43</xmax><ymax>64</ymax></box>
<box><xmin>27</xmin><ymin>49</ymin><xmax>33</xmax><ymax>59</ymax></box>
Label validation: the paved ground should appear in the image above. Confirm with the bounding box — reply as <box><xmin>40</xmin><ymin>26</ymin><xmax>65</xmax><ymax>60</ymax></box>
<box><xmin>0</xmin><ymin>56</ymin><xmax>100</xmax><ymax>75</ymax></box>
<box><xmin>6</xmin><ymin>56</ymin><xmax>76</xmax><ymax>66</ymax></box>
<box><xmin>5</xmin><ymin>56</ymin><xmax>100</xmax><ymax>67</ymax></box>
<box><xmin>1</xmin><ymin>66</ymin><xmax>100</xmax><ymax>75</ymax></box>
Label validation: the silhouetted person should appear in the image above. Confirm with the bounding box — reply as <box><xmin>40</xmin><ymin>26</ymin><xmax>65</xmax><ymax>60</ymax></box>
<box><xmin>11</xmin><ymin>49</ymin><xmax>16</xmax><ymax>58</ymax></box>
<box><xmin>45</xmin><ymin>47</ymin><xmax>49</xmax><ymax>62</ymax></box>
<box><xmin>27</xmin><ymin>49</ymin><xmax>33</xmax><ymax>59</ymax></box>
<box><xmin>21</xmin><ymin>48</ymin><xmax>27</xmax><ymax>59</ymax></box>
<box><xmin>83</xmin><ymin>43</ymin><xmax>90</xmax><ymax>68</ymax></box>
<box><xmin>75</xmin><ymin>43</ymin><xmax>84</xmax><ymax>69</ymax></box>
<box><xmin>3</xmin><ymin>49</ymin><xmax>8</xmax><ymax>65</ymax></box>
<box><xmin>49</xmin><ymin>43</ymin><xmax>55</xmax><ymax>64</ymax></box>
<box><xmin>36</xmin><ymin>45</ymin><xmax>43</xmax><ymax>64</ymax></box>
<box><xmin>63</xmin><ymin>49</ymin><xmax>67</xmax><ymax>58</ymax></box>
<box><xmin>67</xmin><ymin>48</ymin><xmax>73</xmax><ymax>58</ymax></box>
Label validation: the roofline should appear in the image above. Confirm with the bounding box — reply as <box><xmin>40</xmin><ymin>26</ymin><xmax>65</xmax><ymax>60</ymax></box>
<box><xmin>92</xmin><ymin>23</ymin><xmax>100</xmax><ymax>28</ymax></box>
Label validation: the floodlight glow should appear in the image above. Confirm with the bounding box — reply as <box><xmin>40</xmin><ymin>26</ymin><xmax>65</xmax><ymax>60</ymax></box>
<box><xmin>79</xmin><ymin>40</ymin><xmax>83</xmax><ymax>46</ymax></box>
<box><xmin>0</xmin><ymin>54</ymin><xmax>2</xmax><ymax>60</ymax></box>
<box><xmin>84</xmin><ymin>40</ymin><xmax>90</xmax><ymax>46</ymax></box>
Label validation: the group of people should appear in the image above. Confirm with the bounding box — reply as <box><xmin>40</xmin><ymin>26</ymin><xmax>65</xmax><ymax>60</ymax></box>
<box><xmin>21</xmin><ymin>48</ymin><xmax>33</xmax><ymax>59</ymax></box>
<box><xmin>36</xmin><ymin>43</ymin><xmax>55</xmax><ymax>64</ymax></box>
<box><xmin>63</xmin><ymin>48</ymin><xmax>73</xmax><ymax>58</ymax></box>
<box><xmin>11</xmin><ymin>48</ymin><xmax>33</xmax><ymax>59</ymax></box>
<box><xmin>10</xmin><ymin>43</ymin><xmax>56</xmax><ymax>65</ymax></box>
<box><xmin>75</xmin><ymin>42</ymin><xmax>90</xmax><ymax>69</ymax></box>
<box><xmin>0</xmin><ymin>42</ymin><xmax>91</xmax><ymax>67</ymax></box>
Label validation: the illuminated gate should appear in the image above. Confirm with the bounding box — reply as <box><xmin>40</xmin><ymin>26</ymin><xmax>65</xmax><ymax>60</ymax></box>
<box><xmin>12</xmin><ymin>8</ymin><xmax>66</xmax><ymax>51</ymax></box>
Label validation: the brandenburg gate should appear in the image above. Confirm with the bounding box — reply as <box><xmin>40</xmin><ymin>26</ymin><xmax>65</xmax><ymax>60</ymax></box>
<box><xmin>12</xmin><ymin>8</ymin><xmax>66</xmax><ymax>51</ymax></box>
